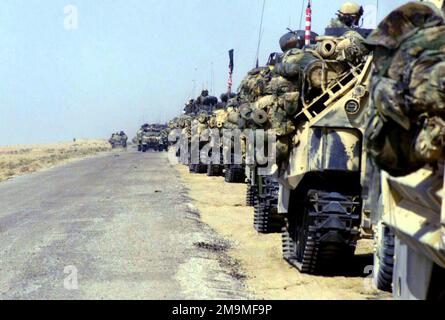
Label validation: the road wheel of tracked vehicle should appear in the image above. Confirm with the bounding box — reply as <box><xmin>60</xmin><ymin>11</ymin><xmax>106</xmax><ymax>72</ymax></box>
<box><xmin>282</xmin><ymin>190</ymin><xmax>359</xmax><ymax>274</ymax></box>
<box><xmin>373</xmin><ymin>221</ymin><xmax>395</xmax><ymax>292</ymax></box>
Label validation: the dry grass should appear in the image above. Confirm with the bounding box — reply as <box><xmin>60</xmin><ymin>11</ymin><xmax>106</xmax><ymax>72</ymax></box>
<box><xmin>0</xmin><ymin>139</ymin><xmax>110</xmax><ymax>182</ymax></box>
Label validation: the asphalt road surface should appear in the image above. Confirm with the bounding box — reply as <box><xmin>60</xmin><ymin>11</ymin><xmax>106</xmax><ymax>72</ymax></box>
<box><xmin>0</xmin><ymin>150</ymin><xmax>250</xmax><ymax>299</ymax></box>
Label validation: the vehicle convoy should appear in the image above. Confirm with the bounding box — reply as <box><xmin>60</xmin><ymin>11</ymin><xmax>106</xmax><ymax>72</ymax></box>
<box><xmin>185</xmin><ymin>91</ymin><xmax>231</xmax><ymax>175</ymax></box>
<box><xmin>365</xmin><ymin>1</ymin><xmax>445</xmax><ymax>299</ymax></box>
<box><xmin>180</xmin><ymin>90</ymin><xmax>245</xmax><ymax>180</ymax></box>
<box><xmin>231</xmin><ymin>15</ymin><xmax>374</xmax><ymax>243</ymax></box>
<box><xmin>141</xmin><ymin>0</ymin><xmax>445</xmax><ymax>299</ymax></box>
<box><xmin>109</xmin><ymin>131</ymin><xmax>128</xmax><ymax>149</ymax></box>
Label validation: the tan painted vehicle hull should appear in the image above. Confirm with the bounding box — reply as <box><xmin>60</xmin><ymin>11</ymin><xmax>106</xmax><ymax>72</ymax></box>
<box><xmin>278</xmin><ymin>56</ymin><xmax>374</xmax><ymax>273</ymax></box>
<box><xmin>380</xmin><ymin>164</ymin><xmax>445</xmax><ymax>299</ymax></box>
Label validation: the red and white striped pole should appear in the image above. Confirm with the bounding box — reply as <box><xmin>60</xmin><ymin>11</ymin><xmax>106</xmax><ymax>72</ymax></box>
<box><xmin>228</xmin><ymin>49</ymin><xmax>234</xmax><ymax>94</ymax></box>
<box><xmin>305</xmin><ymin>0</ymin><xmax>312</xmax><ymax>47</ymax></box>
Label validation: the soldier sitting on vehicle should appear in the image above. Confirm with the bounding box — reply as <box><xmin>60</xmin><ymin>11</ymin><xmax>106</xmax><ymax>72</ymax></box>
<box><xmin>328</xmin><ymin>2</ymin><xmax>364</xmax><ymax>28</ymax></box>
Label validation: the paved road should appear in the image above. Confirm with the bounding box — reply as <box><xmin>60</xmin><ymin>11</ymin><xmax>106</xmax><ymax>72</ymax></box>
<box><xmin>0</xmin><ymin>150</ymin><xmax>250</xmax><ymax>299</ymax></box>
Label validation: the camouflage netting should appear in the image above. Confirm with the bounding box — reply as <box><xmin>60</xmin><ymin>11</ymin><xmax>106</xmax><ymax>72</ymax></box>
<box><xmin>365</xmin><ymin>2</ymin><xmax>445</xmax><ymax>176</ymax></box>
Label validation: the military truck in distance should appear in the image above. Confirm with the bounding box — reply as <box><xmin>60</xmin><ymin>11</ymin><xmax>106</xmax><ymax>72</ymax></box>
<box><xmin>140</xmin><ymin>125</ymin><xmax>168</xmax><ymax>152</ymax></box>
<box><xmin>109</xmin><ymin>132</ymin><xmax>128</xmax><ymax>149</ymax></box>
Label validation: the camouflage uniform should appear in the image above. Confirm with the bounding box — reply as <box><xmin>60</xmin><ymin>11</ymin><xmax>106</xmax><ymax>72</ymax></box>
<box><xmin>365</xmin><ymin>2</ymin><xmax>445</xmax><ymax>176</ymax></box>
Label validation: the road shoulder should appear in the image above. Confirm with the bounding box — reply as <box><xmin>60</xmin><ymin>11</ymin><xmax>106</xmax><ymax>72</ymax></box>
<box><xmin>176</xmin><ymin>165</ymin><xmax>390</xmax><ymax>300</ymax></box>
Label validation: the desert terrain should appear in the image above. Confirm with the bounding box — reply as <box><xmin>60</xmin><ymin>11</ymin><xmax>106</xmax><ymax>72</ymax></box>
<box><xmin>0</xmin><ymin>140</ymin><xmax>110</xmax><ymax>182</ymax></box>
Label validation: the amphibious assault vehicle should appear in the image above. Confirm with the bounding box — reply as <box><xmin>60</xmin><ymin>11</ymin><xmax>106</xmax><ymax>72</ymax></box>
<box><xmin>278</xmin><ymin>43</ymin><xmax>374</xmax><ymax>274</ymax></box>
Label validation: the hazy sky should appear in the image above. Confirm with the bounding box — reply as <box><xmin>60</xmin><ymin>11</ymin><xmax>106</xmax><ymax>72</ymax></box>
<box><xmin>0</xmin><ymin>0</ymin><xmax>407</xmax><ymax>145</ymax></box>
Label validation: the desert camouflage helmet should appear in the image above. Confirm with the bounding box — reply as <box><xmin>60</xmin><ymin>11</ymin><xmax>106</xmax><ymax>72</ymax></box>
<box><xmin>337</xmin><ymin>2</ymin><xmax>364</xmax><ymax>27</ymax></box>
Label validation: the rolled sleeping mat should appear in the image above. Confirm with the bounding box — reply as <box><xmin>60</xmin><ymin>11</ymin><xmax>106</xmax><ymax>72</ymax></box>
<box><xmin>227</xmin><ymin>110</ymin><xmax>241</xmax><ymax>124</ymax></box>
<box><xmin>317</xmin><ymin>39</ymin><xmax>337</xmax><ymax>58</ymax></box>
<box><xmin>248</xmin><ymin>66</ymin><xmax>269</xmax><ymax>76</ymax></box>
<box><xmin>305</xmin><ymin>60</ymin><xmax>344</xmax><ymax>89</ymax></box>
<box><xmin>239</xmin><ymin>103</ymin><xmax>253</xmax><ymax>121</ymax></box>
<box><xmin>252</xmin><ymin>109</ymin><xmax>269</xmax><ymax>126</ymax></box>
<box><xmin>274</xmin><ymin>49</ymin><xmax>319</xmax><ymax>80</ymax></box>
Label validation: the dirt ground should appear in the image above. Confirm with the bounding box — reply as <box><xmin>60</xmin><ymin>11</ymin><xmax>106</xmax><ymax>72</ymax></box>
<box><xmin>0</xmin><ymin>140</ymin><xmax>110</xmax><ymax>182</ymax></box>
<box><xmin>176</xmin><ymin>165</ymin><xmax>391</xmax><ymax>300</ymax></box>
